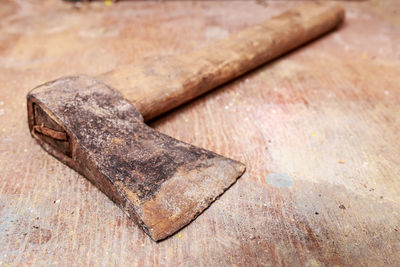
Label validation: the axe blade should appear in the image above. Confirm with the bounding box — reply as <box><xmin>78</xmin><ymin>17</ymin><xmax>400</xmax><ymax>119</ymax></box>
<box><xmin>27</xmin><ymin>76</ymin><xmax>245</xmax><ymax>241</ymax></box>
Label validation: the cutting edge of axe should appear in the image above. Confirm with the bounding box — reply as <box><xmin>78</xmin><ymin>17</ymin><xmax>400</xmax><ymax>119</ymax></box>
<box><xmin>27</xmin><ymin>2</ymin><xmax>344</xmax><ymax>241</ymax></box>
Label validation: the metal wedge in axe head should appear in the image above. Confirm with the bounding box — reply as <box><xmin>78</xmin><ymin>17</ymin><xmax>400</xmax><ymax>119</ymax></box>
<box><xmin>27</xmin><ymin>3</ymin><xmax>344</xmax><ymax>241</ymax></box>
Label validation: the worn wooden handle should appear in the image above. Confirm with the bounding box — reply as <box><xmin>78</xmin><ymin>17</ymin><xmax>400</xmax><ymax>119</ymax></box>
<box><xmin>97</xmin><ymin>2</ymin><xmax>344</xmax><ymax>121</ymax></box>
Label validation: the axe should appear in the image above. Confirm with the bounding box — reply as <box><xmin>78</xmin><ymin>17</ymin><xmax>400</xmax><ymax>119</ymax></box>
<box><xmin>27</xmin><ymin>3</ymin><xmax>344</xmax><ymax>241</ymax></box>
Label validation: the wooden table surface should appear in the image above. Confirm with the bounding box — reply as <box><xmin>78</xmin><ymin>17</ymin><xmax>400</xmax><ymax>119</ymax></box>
<box><xmin>1</xmin><ymin>0</ymin><xmax>399</xmax><ymax>266</ymax></box>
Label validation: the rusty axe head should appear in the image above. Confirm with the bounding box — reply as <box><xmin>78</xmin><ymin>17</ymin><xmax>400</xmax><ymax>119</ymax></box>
<box><xmin>27</xmin><ymin>76</ymin><xmax>245</xmax><ymax>241</ymax></box>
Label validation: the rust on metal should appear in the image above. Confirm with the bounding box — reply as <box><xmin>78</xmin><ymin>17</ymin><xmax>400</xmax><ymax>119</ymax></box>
<box><xmin>27</xmin><ymin>76</ymin><xmax>245</xmax><ymax>241</ymax></box>
<box><xmin>33</xmin><ymin>125</ymin><xmax>68</xmax><ymax>141</ymax></box>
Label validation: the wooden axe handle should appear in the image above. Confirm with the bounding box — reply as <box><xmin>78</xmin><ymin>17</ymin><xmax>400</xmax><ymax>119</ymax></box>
<box><xmin>97</xmin><ymin>2</ymin><xmax>344</xmax><ymax>121</ymax></box>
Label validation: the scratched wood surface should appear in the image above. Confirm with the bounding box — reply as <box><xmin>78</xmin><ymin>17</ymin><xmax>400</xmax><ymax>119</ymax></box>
<box><xmin>0</xmin><ymin>0</ymin><xmax>399</xmax><ymax>266</ymax></box>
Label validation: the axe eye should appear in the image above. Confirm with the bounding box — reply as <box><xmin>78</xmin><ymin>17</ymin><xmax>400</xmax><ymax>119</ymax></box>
<box><xmin>31</xmin><ymin>102</ymin><xmax>72</xmax><ymax>158</ymax></box>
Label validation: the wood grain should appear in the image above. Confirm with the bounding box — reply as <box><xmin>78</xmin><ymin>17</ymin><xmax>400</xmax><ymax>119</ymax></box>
<box><xmin>0</xmin><ymin>0</ymin><xmax>400</xmax><ymax>266</ymax></box>
<box><xmin>98</xmin><ymin>2</ymin><xmax>344</xmax><ymax>120</ymax></box>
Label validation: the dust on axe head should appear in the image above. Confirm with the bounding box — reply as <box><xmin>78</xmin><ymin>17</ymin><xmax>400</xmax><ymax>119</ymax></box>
<box><xmin>27</xmin><ymin>76</ymin><xmax>245</xmax><ymax>241</ymax></box>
